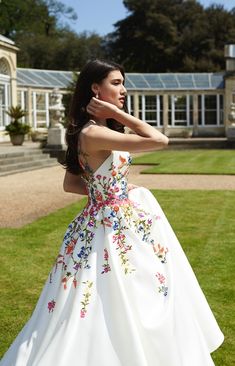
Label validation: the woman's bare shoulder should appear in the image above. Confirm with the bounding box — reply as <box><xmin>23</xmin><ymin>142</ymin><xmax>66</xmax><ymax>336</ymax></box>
<box><xmin>79</xmin><ymin>121</ymin><xmax>112</xmax><ymax>153</ymax></box>
<box><xmin>80</xmin><ymin>122</ymin><xmax>109</xmax><ymax>140</ymax></box>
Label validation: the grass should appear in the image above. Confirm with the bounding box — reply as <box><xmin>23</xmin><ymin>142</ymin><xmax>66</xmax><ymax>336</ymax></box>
<box><xmin>133</xmin><ymin>149</ymin><xmax>235</xmax><ymax>174</ymax></box>
<box><xmin>0</xmin><ymin>191</ymin><xmax>234</xmax><ymax>365</ymax></box>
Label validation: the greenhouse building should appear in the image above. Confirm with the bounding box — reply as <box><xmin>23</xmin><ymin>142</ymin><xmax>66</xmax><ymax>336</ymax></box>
<box><xmin>1</xmin><ymin>34</ymin><xmax>235</xmax><ymax>142</ymax></box>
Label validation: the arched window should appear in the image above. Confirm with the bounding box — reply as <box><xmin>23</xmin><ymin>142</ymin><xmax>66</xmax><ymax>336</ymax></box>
<box><xmin>0</xmin><ymin>58</ymin><xmax>11</xmax><ymax>128</ymax></box>
<box><xmin>0</xmin><ymin>58</ymin><xmax>10</xmax><ymax>76</ymax></box>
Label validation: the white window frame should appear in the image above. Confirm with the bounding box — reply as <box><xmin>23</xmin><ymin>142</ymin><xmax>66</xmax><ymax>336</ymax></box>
<box><xmin>32</xmin><ymin>91</ymin><xmax>50</xmax><ymax>129</ymax></box>
<box><xmin>199</xmin><ymin>94</ymin><xmax>223</xmax><ymax>127</ymax></box>
<box><xmin>17</xmin><ymin>90</ymin><xmax>27</xmax><ymax>123</ymax></box>
<box><xmin>0</xmin><ymin>75</ymin><xmax>10</xmax><ymax>130</ymax></box>
<box><xmin>170</xmin><ymin>94</ymin><xmax>192</xmax><ymax>127</ymax></box>
<box><xmin>127</xmin><ymin>94</ymin><xmax>133</xmax><ymax>114</ymax></box>
<box><xmin>140</xmin><ymin>95</ymin><xmax>163</xmax><ymax>127</ymax></box>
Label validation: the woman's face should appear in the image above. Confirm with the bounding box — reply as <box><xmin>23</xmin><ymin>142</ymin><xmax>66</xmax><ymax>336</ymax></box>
<box><xmin>95</xmin><ymin>70</ymin><xmax>127</xmax><ymax>109</ymax></box>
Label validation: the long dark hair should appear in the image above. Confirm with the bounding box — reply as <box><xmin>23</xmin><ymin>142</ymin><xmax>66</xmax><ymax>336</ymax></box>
<box><xmin>63</xmin><ymin>59</ymin><xmax>127</xmax><ymax>175</ymax></box>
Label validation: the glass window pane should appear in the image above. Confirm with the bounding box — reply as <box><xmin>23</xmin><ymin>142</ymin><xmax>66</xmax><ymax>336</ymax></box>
<box><xmin>168</xmin><ymin>96</ymin><xmax>172</xmax><ymax>110</ymax></box>
<box><xmin>205</xmin><ymin>95</ymin><xmax>216</xmax><ymax>109</ymax></box>
<box><xmin>168</xmin><ymin>111</ymin><xmax>172</xmax><ymax>125</ymax></box>
<box><xmin>0</xmin><ymin>84</ymin><xmax>10</xmax><ymax>127</ymax></box>
<box><xmin>17</xmin><ymin>91</ymin><xmax>21</xmax><ymax>105</ymax></box>
<box><xmin>175</xmin><ymin>111</ymin><xmax>187</xmax><ymax>121</ymax></box>
<box><xmin>205</xmin><ymin>111</ymin><xmax>217</xmax><ymax>125</ymax></box>
<box><xmin>36</xmin><ymin>94</ymin><xmax>46</xmax><ymax>109</ymax></box>
<box><xmin>174</xmin><ymin>96</ymin><xmax>186</xmax><ymax>109</ymax></box>
<box><xmin>146</xmin><ymin>111</ymin><xmax>157</xmax><ymax>121</ymax></box>
<box><xmin>145</xmin><ymin>96</ymin><xmax>156</xmax><ymax>109</ymax></box>
<box><xmin>0</xmin><ymin>85</ymin><xmax>4</xmax><ymax>127</ymax></box>
<box><xmin>198</xmin><ymin>95</ymin><xmax>202</xmax><ymax>110</ymax></box>
<box><xmin>220</xmin><ymin>94</ymin><xmax>224</xmax><ymax>108</ymax></box>
<box><xmin>36</xmin><ymin>111</ymin><xmax>47</xmax><ymax>127</ymax></box>
<box><xmin>219</xmin><ymin>95</ymin><xmax>224</xmax><ymax>125</ymax></box>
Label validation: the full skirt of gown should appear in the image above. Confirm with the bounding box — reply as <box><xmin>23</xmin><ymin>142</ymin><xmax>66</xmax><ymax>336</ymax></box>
<box><xmin>0</xmin><ymin>151</ymin><xmax>224</xmax><ymax>366</ymax></box>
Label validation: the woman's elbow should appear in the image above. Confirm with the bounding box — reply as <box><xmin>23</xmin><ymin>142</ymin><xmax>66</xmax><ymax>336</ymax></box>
<box><xmin>160</xmin><ymin>135</ymin><xmax>169</xmax><ymax>146</ymax></box>
<box><xmin>153</xmin><ymin>135</ymin><xmax>169</xmax><ymax>149</ymax></box>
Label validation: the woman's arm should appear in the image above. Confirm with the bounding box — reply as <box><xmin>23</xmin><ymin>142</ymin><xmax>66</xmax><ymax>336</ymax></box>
<box><xmin>85</xmin><ymin>97</ymin><xmax>169</xmax><ymax>152</ymax></box>
<box><xmin>63</xmin><ymin>171</ymin><xmax>87</xmax><ymax>195</ymax></box>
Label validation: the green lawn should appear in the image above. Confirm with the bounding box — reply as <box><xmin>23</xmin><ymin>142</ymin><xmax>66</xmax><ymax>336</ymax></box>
<box><xmin>0</xmin><ymin>191</ymin><xmax>234</xmax><ymax>365</ymax></box>
<box><xmin>133</xmin><ymin>149</ymin><xmax>235</xmax><ymax>174</ymax></box>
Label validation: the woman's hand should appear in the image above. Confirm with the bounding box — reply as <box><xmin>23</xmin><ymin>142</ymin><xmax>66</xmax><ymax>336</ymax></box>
<box><xmin>86</xmin><ymin>97</ymin><xmax>118</xmax><ymax>120</ymax></box>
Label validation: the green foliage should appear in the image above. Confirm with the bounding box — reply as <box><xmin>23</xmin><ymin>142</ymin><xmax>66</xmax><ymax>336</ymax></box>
<box><xmin>107</xmin><ymin>0</ymin><xmax>235</xmax><ymax>72</ymax></box>
<box><xmin>5</xmin><ymin>121</ymin><xmax>30</xmax><ymax>136</ymax></box>
<box><xmin>62</xmin><ymin>71</ymin><xmax>78</xmax><ymax>127</ymax></box>
<box><xmin>5</xmin><ymin>105</ymin><xmax>27</xmax><ymax>121</ymax></box>
<box><xmin>0</xmin><ymin>0</ymin><xmax>105</xmax><ymax>71</ymax></box>
<box><xmin>16</xmin><ymin>30</ymin><xmax>105</xmax><ymax>70</ymax></box>
<box><xmin>1</xmin><ymin>0</ymin><xmax>235</xmax><ymax>72</ymax></box>
<box><xmin>0</xmin><ymin>192</ymin><xmax>233</xmax><ymax>364</ymax></box>
<box><xmin>0</xmin><ymin>0</ymin><xmax>77</xmax><ymax>38</ymax></box>
<box><xmin>133</xmin><ymin>149</ymin><xmax>235</xmax><ymax>175</ymax></box>
<box><xmin>5</xmin><ymin>106</ymin><xmax>30</xmax><ymax>135</ymax></box>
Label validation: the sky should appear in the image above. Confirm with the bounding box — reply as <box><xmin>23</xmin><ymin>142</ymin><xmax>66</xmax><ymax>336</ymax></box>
<box><xmin>60</xmin><ymin>0</ymin><xmax>235</xmax><ymax>36</ymax></box>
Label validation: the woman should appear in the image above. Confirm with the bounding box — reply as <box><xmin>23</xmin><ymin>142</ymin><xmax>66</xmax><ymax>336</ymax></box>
<box><xmin>0</xmin><ymin>60</ymin><xmax>224</xmax><ymax>366</ymax></box>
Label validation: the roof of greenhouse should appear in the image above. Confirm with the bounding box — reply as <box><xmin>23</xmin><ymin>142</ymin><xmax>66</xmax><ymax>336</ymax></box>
<box><xmin>16</xmin><ymin>68</ymin><xmax>225</xmax><ymax>90</ymax></box>
<box><xmin>17</xmin><ymin>68</ymin><xmax>74</xmax><ymax>89</ymax></box>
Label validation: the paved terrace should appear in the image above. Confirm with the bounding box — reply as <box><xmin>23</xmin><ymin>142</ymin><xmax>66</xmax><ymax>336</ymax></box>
<box><xmin>0</xmin><ymin>141</ymin><xmax>234</xmax><ymax>228</ymax></box>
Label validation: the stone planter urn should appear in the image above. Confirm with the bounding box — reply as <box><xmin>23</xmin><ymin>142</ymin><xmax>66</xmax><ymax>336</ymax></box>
<box><xmin>9</xmin><ymin>134</ymin><xmax>25</xmax><ymax>146</ymax></box>
<box><xmin>5</xmin><ymin>106</ymin><xmax>30</xmax><ymax>146</ymax></box>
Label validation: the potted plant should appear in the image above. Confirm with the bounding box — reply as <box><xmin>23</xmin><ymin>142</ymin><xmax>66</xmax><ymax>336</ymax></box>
<box><xmin>5</xmin><ymin>106</ymin><xmax>30</xmax><ymax>145</ymax></box>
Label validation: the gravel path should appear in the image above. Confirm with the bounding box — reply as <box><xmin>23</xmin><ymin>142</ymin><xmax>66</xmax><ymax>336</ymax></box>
<box><xmin>1</xmin><ymin>164</ymin><xmax>235</xmax><ymax>228</ymax></box>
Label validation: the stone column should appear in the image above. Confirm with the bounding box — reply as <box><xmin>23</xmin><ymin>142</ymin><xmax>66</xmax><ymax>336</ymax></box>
<box><xmin>133</xmin><ymin>92</ymin><xmax>139</xmax><ymax>118</ymax></box>
<box><xmin>126</xmin><ymin>92</ymin><xmax>139</xmax><ymax>134</ymax></box>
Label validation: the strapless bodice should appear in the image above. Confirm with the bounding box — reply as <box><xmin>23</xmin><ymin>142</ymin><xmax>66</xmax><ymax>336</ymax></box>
<box><xmin>82</xmin><ymin>151</ymin><xmax>132</xmax><ymax>206</ymax></box>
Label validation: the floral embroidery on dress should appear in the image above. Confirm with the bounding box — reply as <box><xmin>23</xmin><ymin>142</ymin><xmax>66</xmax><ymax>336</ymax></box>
<box><xmin>152</xmin><ymin>243</ymin><xmax>169</xmax><ymax>263</ymax></box>
<box><xmin>48</xmin><ymin>151</ymin><xmax>170</xmax><ymax>310</ymax></box>
<box><xmin>156</xmin><ymin>272</ymin><xmax>168</xmax><ymax>296</ymax></box>
<box><xmin>101</xmin><ymin>248</ymin><xmax>111</xmax><ymax>274</ymax></box>
<box><xmin>48</xmin><ymin>299</ymin><xmax>56</xmax><ymax>313</ymax></box>
<box><xmin>49</xmin><ymin>153</ymin><xmax>135</xmax><ymax>286</ymax></box>
<box><xmin>112</xmin><ymin>216</ymin><xmax>135</xmax><ymax>274</ymax></box>
<box><xmin>49</xmin><ymin>214</ymin><xmax>96</xmax><ymax>289</ymax></box>
<box><xmin>80</xmin><ymin>281</ymin><xmax>93</xmax><ymax>318</ymax></box>
<box><xmin>133</xmin><ymin>214</ymin><xmax>153</xmax><ymax>242</ymax></box>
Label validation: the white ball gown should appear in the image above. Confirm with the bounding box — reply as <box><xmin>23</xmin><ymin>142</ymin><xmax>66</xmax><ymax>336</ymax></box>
<box><xmin>0</xmin><ymin>151</ymin><xmax>224</xmax><ymax>366</ymax></box>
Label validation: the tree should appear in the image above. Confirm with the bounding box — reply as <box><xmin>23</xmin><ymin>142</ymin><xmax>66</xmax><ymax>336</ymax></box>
<box><xmin>106</xmin><ymin>0</ymin><xmax>179</xmax><ymax>72</ymax></box>
<box><xmin>16</xmin><ymin>30</ymin><xmax>105</xmax><ymax>70</ymax></box>
<box><xmin>0</xmin><ymin>0</ymin><xmax>105</xmax><ymax>71</ymax></box>
<box><xmin>106</xmin><ymin>0</ymin><xmax>235</xmax><ymax>72</ymax></box>
<box><xmin>204</xmin><ymin>5</ymin><xmax>235</xmax><ymax>70</ymax></box>
<box><xmin>0</xmin><ymin>0</ymin><xmax>77</xmax><ymax>38</ymax></box>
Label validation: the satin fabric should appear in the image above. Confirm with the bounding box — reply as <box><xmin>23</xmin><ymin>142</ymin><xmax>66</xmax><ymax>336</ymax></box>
<box><xmin>0</xmin><ymin>151</ymin><xmax>224</xmax><ymax>366</ymax></box>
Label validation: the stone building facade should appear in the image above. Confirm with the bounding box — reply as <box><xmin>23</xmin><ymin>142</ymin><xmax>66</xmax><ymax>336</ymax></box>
<box><xmin>0</xmin><ymin>35</ymin><xmax>235</xmax><ymax>142</ymax></box>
